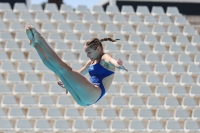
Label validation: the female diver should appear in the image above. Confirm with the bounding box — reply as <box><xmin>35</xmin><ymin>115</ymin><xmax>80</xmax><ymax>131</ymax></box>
<box><xmin>26</xmin><ymin>25</ymin><xmax>128</xmax><ymax>106</ymax></box>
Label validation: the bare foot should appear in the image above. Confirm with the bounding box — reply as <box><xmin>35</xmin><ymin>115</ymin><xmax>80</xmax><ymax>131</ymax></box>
<box><xmin>29</xmin><ymin>26</ymin><xmax>42</xmax><ymax>44</ymax></box>
<box><xmin>26</xmin><ymin>25</ymin><xmax>42</xmax><ymax>46</ymax></box>
<box><xmin>25</xmin><ymin>26</ymin><xmax>36</xmax><ymax>47</ymax></box>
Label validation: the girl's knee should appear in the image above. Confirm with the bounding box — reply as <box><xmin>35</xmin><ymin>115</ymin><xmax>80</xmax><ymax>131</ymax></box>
<box><xmin>42</xmin><ymin>60</ymin><xmax>61</xmax><ymax>77</ymax></box>
<box><xmin>77</xmin><ymin>102</ymin><xmax>88</xmax><ymax>106</ymax></box>
<box><xmin>55</xmin><ymin>62</ymin><xmax>72</xmax><ymax>74</ymax></box>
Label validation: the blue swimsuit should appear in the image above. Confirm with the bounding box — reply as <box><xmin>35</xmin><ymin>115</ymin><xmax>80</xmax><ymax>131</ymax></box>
<box><xmin>87</xmin><ymin>54</ymin><xmax>114</xmax><ymax>105</ymax></box>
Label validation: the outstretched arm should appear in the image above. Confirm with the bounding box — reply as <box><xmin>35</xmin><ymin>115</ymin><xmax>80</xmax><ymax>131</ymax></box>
<box><xmin>103</xmin><ymin>54</ymin><xmax>128</xmax><ymax>71</ymax></box>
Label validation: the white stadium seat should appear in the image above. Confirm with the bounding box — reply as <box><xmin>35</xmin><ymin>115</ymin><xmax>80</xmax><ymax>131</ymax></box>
<box><xmin>53</xmin><ymin>119</ymin><xmax>71</xmax><ymax>132</ymax></box>
<box><xmin>91</xmin><ymin>5</ymin><xmax>104</xmax><ymax>15</ymax></box>
<box><xmin>91</xmin><ymin>120</ymin><xmax>109</xmax><ymax>132</ymax></box>
<box><xmin>113</xmin><ymin>14</ymin><xmax>127</xmax><ymax>24</ymax></box>
<box><xmin>128</xmin><ymin>34</ymin><xmax>143</xmax><ymax>44</ymax></box>
<box><xmin>167</xmin><ymin>25</ymin><xmax>182</xmax><ymax>36</ymax></box>
<box><xmin>119</xmin><ymin>108</ymin><xmax>136</xmax><ymax>120</ymax></box>
<box><xmin>128</xmin><ymin>96</ymin><xmax>145</xmax><ymax>108</ymax></box>
<box><xmin>155</xmin><ymin>85</ymin><xmax>171</xmax><ymax>97</ymax></box>
<box><xmin>97</xmin><ymin>14</ymin><xmax>112</xmax><ymax>24</ymax></box>
<box><xmin>128</xmin><ymin>15</ymin><xmax>142</xmax><ymax>25</ymax></box>
<box><xmin>152</xmin><ymin>25</ymin><xmax>167</xmax><ymax>35</ymax></box>
<box><xmin>189</xmin><ymin>86</ymin><xmax>200</xmax><ymax>97</ymax></box>
<box><xmin>184</xmin><ymin>120</ymin><xmax>200</xmax><ymax>132</ymax></box>
<box><xmin>129</xmin><ymin>120</ymin><xmax>146</xmax><ymax>132</ymax></box>
<box><xmin>158</xmin><ymin>15</ymin><xmax>173</xmax><ymax>25</ymax></box>
<box><xmin>45</xmin><ymin>107</ymin><xmax>62</xmax><ymax>119</ymax></box>
<box><xmin>120</xmin><ymin>24</ymin><xmax>135</xmax><ymax>35</ymax></box>
<box><xmin>147</xmin><ymin>120</ymin><xmax>164</xmax><ymax>132</ymax></box>
<box><xmin>165</xmin><ymin>120</ymin><xmax>182</xmax><ymax>132</ymax></box>
<box><xmin>154</xmin><ymin>64</ymin><xmax>169</xmax><ymax>75</ymax></box>
<box><xmin>144</xmin><ymin>15</ymin><xmax>158</xmax><ymax>25</ymax></box>
<box><xmin>72</xmin><ymin>119</ymin><xmax>90</xmax><ymax>132</ymax></box>
<box><xmin>192</xmin><ymin>109</ymin><xmax>200</xmax><ymax>121</ymax></box>
<box><xmin>174</xmin><ymin>109</ymin><xmax>189</xmax><ymax>120</ymax></box>
<box><xmin>3</xmin><ymin>12</ymin><xmax>18</xmax><ymax>22</ymax></box>
<box><xmin>82</xmin><ymin>13</ymin><xmax>96</xmax><ymax>24</ymax></box>
<box><xmin>89</xmin><ymin>23</ymin><xmax>104</xmax><ymax>34</ymax></box>
<box><xmin>44</xmin><ymin>3</ymin><xmax>58</xmax><ymax>13</ymax></box>
<box><xmin>60</xmin><ymin>4</ymin><xmax>74</xmax><ymax>14</ymax></box>
<box><xmin>76</xmin><ymin>5</ymin><xmax>90</xmax><ymax>14</ymax></box>
<box><xmin>34</xmin><ymin>119</ymin><xmax>52</xmax><ymax>132</ymax></box>
<box><xmin>50</xmin><ymin>12</ymin><xmax>65</xmax><ymax>23</ymax></box>
<box><xmin>15</xmin><ymin>119</ymin><xmax>32</xmax><ymax>131</ymax></box>
<box><xmin>156</xmin><ymin>108</ymin><xmax>172</xmax><ymax>120</ymax></box>
<box><xmin>172</xmin><ymin>86</ymin><xmax>188</xmax><ymax>97</ymax></box>
<box><xmin>121</xmin><ymin>5</ymin><xmax>135</xmax><ymax>15</ymax></box>
<box><xmin>106</xmin><ymin>5</ymin><xmax>120</xmax><ymax>15</ymax></box>
<box><xmin>138</xmin><ymin>108</ymin><xmax>154</xmax><ymax>120</ymax></box>
<box><xmin>66</xmin><ymin>13</ymin><xmax>81</xmax><ymax>24</ymax></box>
<box><xmin>136</xmin><ymin>6</ymin><xmax>150</xmax><ymax>16</ymax></box>
<box><xmin>151</xmin><ymin>6</ymin><xmax>165</xmax><ymax>16</ymax></box>
<box><xmin>0</xmin><ymin>119</ymin><xmax>13</xmax><ymax>131</ymax></box>
<box><xmin>34</xmin><ymin>12</ymin><xmax>49</xmax><ymax>23</ymax></box>
<box><xmin>111</xmin><ymin>96</ymin><xmax>127</xmax><ymax>108</ymax></box>
<box><xmin>30</xmin><ymin>4</ymin><xmax>43</xmax><ymax>13</ymax></box>
<box><xmin>174</xmin><ymin>16</ymin><xmax>189</xmax><ymax>26</ymax></box>
<box><xmin>110</xmin><ymin>120</ymin><xmax>127</xmax><ymax>132</ymax></box>
<box><xmin>191</xmin><ymin>35</ymin><xmax>200</xmax><ymax>46</ymax></box>
<box><xmin>8</xmin><ymin>107</ymin><xmax>25</xmax><ymax>119</ymax></box>
<box><xmin>147</xmin><ymin>96</ymin><xmax>163</xmax><ymax>108</ymax></box>
<box><xmin>166</xmin><ymin>6</ymin><xmax>180</xmax><ymax>16</ymax></box>
<box><xmin>0</xmin><ymin>2</ymin><xmax>12</xmax><ymax>12</ymax></box>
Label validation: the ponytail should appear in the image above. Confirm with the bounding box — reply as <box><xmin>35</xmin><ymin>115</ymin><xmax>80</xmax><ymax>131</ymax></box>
<box><xmin>99</xmin><ymin>38</ymin><xmax>120</xmax><ymax>42</ymax></box>
<box><xmin>85</xmin><ymin>37</ymin><xmax>120</xmax><ymax>50</ymax></box>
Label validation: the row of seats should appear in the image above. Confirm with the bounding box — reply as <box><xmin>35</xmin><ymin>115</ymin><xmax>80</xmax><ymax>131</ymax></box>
<box><xmin>0</xmin><ymin>119</ymin><xmax>199</xmax><ymax>132</ymax></box>
<box><xmin>2</xmin><ymin>21</ymin><xmax>196</xmax><ymax>37</ymax></box>
<box><xmin>0</xmin><ymin>106</ymin><xmax>200</xmax><ymax>121</ymax></box>
<box><xmin>0</xmin><ymin>50</ymin><xmax>199</xmax><ymax>65</ymax></box>
<box><xmin>1</xmin><ymin>40</ymin><xmax>200</xmax><ymax>55</ymax></box>
<box><xmin>1</xmin><ymin>95</ymin><xmax>200</xmax><ymax>108</ymax></box>
<box><xmin>0</xmin><ymin>11</ymin><xmax>188</xmax><ymax>26</ymax></box>
<box><xmin>1</xmin><ymin>72</ymin><xmax>199</xmax><ymax>86</ymax></box>
<box><xmin>1</xmin><ymin>19</ymin><xmax>193</xmax><ymax>34</ymax></box>
<box><xmin>0</xmin><ymin>2</ymin><xmax>181</xmax><ymax>17</ymax></box>
<box><xmin>0</xmin><ymin>32</ymin><xmax>200</xmax><ymax>47</ymax></box>
<box><xmin>107</xmin><ymin>85</ymin><xmax>200</xmax><ymax>97</ymax></box>
<box><xmin>1</xmin><ymin>83</ymin><xmax>200</xmax><ymax>97</ymax></box>
<box><xmin>0</xmin><ymin>60</ymin><xmax>200</xmax><ymax>76</ymax></box>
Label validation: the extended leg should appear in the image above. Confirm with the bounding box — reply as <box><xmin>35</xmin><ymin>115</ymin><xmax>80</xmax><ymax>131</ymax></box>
<box><xmin>26</xmin><ymin>28</ymin><xmax>88</xmax><ymax>106</ymax></box>
<box><xmin>34</xmin><ymin>44</ymin><xmax>88</xmax><ymax>106</ymax></box>
<box><xmin>29</xmin><ymin>26</ymin><xmax>102</xmax><ymax>104</ymax></box>
<box><xmin>30</xmin><ymin>26</ymin><xmax>71</xmax><ymax>70</ymax></box>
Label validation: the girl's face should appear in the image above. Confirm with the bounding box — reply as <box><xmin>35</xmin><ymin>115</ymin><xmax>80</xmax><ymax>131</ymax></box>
<box><xmin>84</xmin><ymin>46</ymin><xmax>100</xmax><ymax>61</ymax></box>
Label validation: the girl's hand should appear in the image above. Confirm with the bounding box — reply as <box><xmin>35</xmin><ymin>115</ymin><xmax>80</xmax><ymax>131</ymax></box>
<box><xmin>117</xmin><ymin>59</ymin><xmax>128</xmax><ymax>71</ymax></box>
<box><xmin>57</xmin><ymin>80</ymin><xmax>65</xmax><ymax>88</ymax></box>
<box><xmin>57</xmin><ymin>80</ymin><xmax>68</xmax><ymax>94</ymax></box>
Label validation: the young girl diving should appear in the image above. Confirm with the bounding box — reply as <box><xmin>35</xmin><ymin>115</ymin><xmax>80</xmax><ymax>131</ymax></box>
<box><xmin>25</xmin><ymin>25</ymin><xmax>128</xmax><ymax>106</ymax></box>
